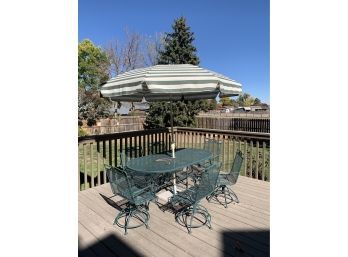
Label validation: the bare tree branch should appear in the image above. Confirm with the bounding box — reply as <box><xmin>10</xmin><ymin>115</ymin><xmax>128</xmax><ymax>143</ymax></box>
<box><xmin>144</xmin><ymin>32</ymin><xmax>165</xmax><ymax>66</ymax></box>
<box><xmin>104</xmin><ymin>29</ymin><xmax>164</xmax><ymax>77</ymax></box>
<box><xmin>105</xmin><ymin>40</ymin><xmax>122</xmax><ymax>76</ymax></box>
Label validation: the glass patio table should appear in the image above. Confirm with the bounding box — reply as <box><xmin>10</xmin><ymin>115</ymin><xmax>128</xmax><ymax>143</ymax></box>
<box><xmin>126</xmin><ymin>148</ymin><xmax>212</xmax><ymax>194</ymax></box>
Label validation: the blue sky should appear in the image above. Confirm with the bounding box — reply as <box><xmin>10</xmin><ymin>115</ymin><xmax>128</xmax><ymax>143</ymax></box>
<box><xmin>79</xmin><ymin>0</ymin><xmax>269</xmax><ymax>103</ymax></box>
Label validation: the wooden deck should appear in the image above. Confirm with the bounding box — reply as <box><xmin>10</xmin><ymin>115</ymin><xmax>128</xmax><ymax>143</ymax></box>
<box><xmin>78</xmin><ymin>176</ymin><xmax>270</xmax><ymax>257</ymax></box>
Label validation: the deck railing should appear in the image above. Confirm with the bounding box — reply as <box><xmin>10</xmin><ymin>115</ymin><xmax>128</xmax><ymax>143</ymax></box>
<box><xmin>78</xmin><ymin>127</ymin><xmax>270</xmax><ymax>191</ymax></box>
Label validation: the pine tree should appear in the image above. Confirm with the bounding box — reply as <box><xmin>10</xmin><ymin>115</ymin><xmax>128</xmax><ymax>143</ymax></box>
<box><xmin>146</xmin><ymin>17</ymin><xmax>207</xmax><ymax>129</ymax></box>
<box><xmin>158</xmin><ymin>17</ymin><xmax>200</xmax><ymax>65</ymax></box>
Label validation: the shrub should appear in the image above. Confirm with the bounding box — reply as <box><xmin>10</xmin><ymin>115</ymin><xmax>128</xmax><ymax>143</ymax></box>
<box><xmin>87</xmin><ymin>118</ymin><xmax>96</xmax><ymax>127</ymax></box>
<box><xmin>78</xmin><ymin>127</ymin><xmax>89</xmax><ymax>137</ymax></box>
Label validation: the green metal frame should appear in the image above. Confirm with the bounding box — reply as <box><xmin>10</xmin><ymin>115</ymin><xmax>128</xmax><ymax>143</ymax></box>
<box><xmin>170</xmin><ymin>163</ymin><xmax>219</xmax><ymax>234</ymax></box>
<box><xmin>207</xmin><ymin>150</ymin><xmax>244</xmax><ymax>208</ymax></box>
<box><xmin>189</xmin><ymin>139</ymin><xmax>223</xmax><ymax>183</ymax></box>
<box><xmin>105</xmin><ymin>165</ymin><xmax>157</xmax><ymax>235</ymax></box>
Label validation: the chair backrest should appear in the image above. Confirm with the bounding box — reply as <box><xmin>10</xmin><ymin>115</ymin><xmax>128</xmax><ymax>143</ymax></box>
<box><xmin>105</xmin><ymin>165</ymin><xmax>134</xmax><ymax>202</ymax></box>
<box><xmin>226</xmin><ymin>150</ymin><xmax>244</xmax><ymax>184</ymax></box>
<box><xmin>119</xmin><ymin>151</ymin><xmax>128</xmax><ymax>169</ymax></box>
<box><xmin>194</xmin><ymin>163</ymin><xmax>220</xmax><ymax>201</ymax></box>
<box><xmin>203</xmin><ymin>139</ymin><xmax>223</xmax><ymax>165</ymax></box>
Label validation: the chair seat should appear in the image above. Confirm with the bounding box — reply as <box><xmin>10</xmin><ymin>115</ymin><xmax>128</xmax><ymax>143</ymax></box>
<box><xmin>170</xmin><ymin>186</ymin><xmax>198</xmax><ymax>206</ymax></box>
<box><xmin>133</xmin><ymin>190</ymin><xmax>156</xmax><ymax>206</ymax></box>
<box><xmin>117</xmin><ymin>182</ymin><xmax>156</xmax><ymax>206</ymax></box>
<box><xmin>217</xmin><ymin>175</ymin><xmax>232</xmax><ymax>186</ymax></box>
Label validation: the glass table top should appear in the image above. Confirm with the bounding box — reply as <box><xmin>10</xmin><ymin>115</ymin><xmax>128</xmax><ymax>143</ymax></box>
<box><xmin>126</xmin><ymin>148</ymin><xmax>212</xmax><ymax>174</ymax></box>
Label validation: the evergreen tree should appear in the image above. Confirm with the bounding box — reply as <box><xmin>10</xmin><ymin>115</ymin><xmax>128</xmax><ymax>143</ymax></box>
<box><xmin>158</xmin><ymin>17</ymin><xmax>200</xmax><ymax>65</ymax></box>
<box><xmin>146</xmin><ymin>17</ymin><xmax>206</xmax><ymax>128</ymax></box>
<box><xmin>253</xmin><ymin>98</ymin><xmax>261</xmax><ymax>105</ymax></box>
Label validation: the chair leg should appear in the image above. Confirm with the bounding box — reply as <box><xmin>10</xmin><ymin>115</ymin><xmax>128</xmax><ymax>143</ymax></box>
<box><xmin>228</xmin><ymin>187</ymin><xmax>239</xmax><ymax>203</ymax></box>
<box><xmin>145</xmin><ymin>201</ymin><xmax>150</xmax><ymax>210</ymax></box>
<box><xmin>222</xmin><ymin>186</ymin><xmax>228</xmax><ymax>208</ymax></box>
<box><xmin>206</xmin><ymin>195</ymin><xmax>211</xmax><ymax>202</ymax></box>
<box><xmin>188</xmin><ymin>204</ymin><xmax>197</xmax><ymax>234</ymax></box>
<box><xmin>124</xmin><ymin>210</ymin><xmax>131</xmax><ymax>235</ymax></box>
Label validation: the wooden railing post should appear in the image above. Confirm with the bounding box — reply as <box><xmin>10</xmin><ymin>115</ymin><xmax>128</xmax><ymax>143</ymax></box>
<box><xmin>97</xmin><ymin>141</ymin><xmax>101</xmax><ymax>186</ymax></box>
<box><xmin>262</xmin><ymin>141</ymin><xmax>266</xmax><ymax>181</ymax></box>
<box><xmin>256</xmin><ymin>141</ymin><xmax>259</xmax><ymax>180</ymax></box>
<box><xmin>90</xmin><ymin>142</ymin><xmax>94</xmax><ymax>188</ymax></box>
<box><xmin>83</xmin><ymin>143</ymin><xmax>87</xmax><ymax>190</ymax></box>
<box><xmin>249</xmin><ymin>141</ymin><xmax>253</xmax><ymax>178</ymax></box>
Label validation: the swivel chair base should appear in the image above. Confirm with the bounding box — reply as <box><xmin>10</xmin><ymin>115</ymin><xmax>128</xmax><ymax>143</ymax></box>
<box><xmin>175</xmin><ymin>204</ymin><xmax>212</xmax><ymax>234</ymax></box>
<box><xmin>206</xmin><ymin>185</ymin><xmax>239</xmax><ymax>208</ymax></box>
<box><xmin>114</xmin><ymin>203</ymin><xmax>150</xmax><ymax>235</ymax></box>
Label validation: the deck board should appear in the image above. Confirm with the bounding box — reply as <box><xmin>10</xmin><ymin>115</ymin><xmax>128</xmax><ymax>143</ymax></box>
<box><xmin>79</xmin><ymin>177</ymin><xmax>270</xmax><ymax>257</ymax></box>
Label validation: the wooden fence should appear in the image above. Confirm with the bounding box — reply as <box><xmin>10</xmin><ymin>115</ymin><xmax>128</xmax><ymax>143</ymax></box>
<box><xmin>78</xmin><ymin>127</ymin><xmax>270</xmax><ymax>191</ymax></box>
<box><xmin>80</xmin><ymin>116</ymin><xmax>145</xmax><ymax>135</ymax></box>
<box><xmin>195</xmin><ymin>116</ymin><xmax>270</xmax><ymax>133</ymax></box>
<box><xmin>199</xmin><ymin>111</ymin><xmax>270</xmax><ymax>118</ymax></box>
<box><xmin>81</xmin><ymin>115</ymin><xmax>270</xmax><ymax>135</ymax></box>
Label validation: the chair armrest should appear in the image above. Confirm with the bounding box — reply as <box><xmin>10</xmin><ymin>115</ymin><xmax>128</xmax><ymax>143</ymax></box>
<box><xmin>132</xmin><ymin>183</ymin><xmax>155</xmax><ymax>196</ymax></box>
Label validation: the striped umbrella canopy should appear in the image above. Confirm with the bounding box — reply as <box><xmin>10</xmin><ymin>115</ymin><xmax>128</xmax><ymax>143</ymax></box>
<box><xmin>100</xmin><ymin>64</ymin><xmax>242</xmax><ymax>102</ymax></box>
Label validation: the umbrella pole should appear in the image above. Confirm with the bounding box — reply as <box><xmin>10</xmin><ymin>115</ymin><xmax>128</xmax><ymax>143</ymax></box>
<box><xmin>170</xmin><ymin>98</ymin><xmax>177</xmax><ymax>194</ymax></box>
<box><xmin>170</xmin><ymin>98</ymin><xmax>175</xmax><ymax>158</ymax></box>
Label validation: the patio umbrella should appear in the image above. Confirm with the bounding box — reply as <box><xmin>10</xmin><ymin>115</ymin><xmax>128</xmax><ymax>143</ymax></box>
<box><xmin>101</xmin><ymin>64</ymin><xmax>242</xmax><ymax>155</ymax></box>
<box><xmin>101</xmin><ymin>64</ymin><xmax>242</xmax><ymax>194</ymax></box>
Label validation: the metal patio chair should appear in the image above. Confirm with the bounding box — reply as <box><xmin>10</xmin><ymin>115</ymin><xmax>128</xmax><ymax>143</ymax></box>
<box><xmin>105</xmin><ymin>165</ymin><xmax>157</xmax><ymax>235</ymax></box>
<box><xmin>169</xmin><ymin>163</ymin><xmax>220</xmax><ymax>234</ymax></box>
<box><xmin>189</xmin><ymin>139</ymin><xmax>223</xmax><ymax>182</ymax></box>
<box><xmin>202</xmin><ymin>138</ymin><xmax>223</xmax><ymax>165</ymax></box>
<box><xmin>206</xmin><ymin>150</ymin><xmax>244</xmax><ymax>208</ymax></box>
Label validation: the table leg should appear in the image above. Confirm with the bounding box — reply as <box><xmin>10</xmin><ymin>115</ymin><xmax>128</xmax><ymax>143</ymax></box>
<box><xmin>186</xmin><ymin>167</ymin><xmax>189</xmax><ymax>189</ymax></box>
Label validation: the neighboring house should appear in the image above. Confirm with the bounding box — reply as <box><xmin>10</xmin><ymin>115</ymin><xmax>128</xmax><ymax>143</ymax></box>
<box><xmin>117</xmin><ymin>102</ymin><xmax>132</xmax><ymax>115</ymax></box>
<box><xmin>220</xmin><ymin>106</ymin><xmax>235</xmax><ymax>113</ymax></box>
<box><xmin>251</xmin><ymin>105</ymin><xmax>269</xmax><ymax>112</ymax></box>
<box><xmin>233</xmin><ymin>105</ymin><xmax>269</xmax><ymax>113</ymax></box>
<box><xmin>116</xmin><ymin>102</ymin><xmax>150</xmax><ymax>116</ymax></box>
<box><xmin>133</xmin><ymin>102</ymin><xmax>150</xmax><ymax>111</ymax></box>
<box><xmin>233</xmin><ymin>107</ymin><xmax>251</xmax><ymax>113</ymax></box>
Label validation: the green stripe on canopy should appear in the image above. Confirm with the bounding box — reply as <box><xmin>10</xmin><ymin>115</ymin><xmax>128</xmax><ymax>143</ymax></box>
<box><xmin>100</xmin><ymin>64</ymin><xmax>242</xmax><ymax>102</ymax></box>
